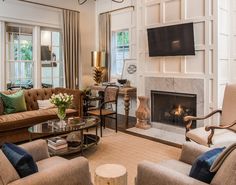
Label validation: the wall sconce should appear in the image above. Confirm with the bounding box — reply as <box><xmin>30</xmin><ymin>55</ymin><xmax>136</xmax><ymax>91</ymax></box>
<box><xmin>91</xmin><ymin>51</ymin><xmax>106</xmax><ymax>85</ymax></box>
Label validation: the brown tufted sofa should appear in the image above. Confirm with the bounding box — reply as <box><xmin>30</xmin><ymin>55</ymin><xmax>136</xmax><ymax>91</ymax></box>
<box><xmin>0</xmin><ymin>88</ymin><xmax>83</xmax><ymax>145</ymax></box>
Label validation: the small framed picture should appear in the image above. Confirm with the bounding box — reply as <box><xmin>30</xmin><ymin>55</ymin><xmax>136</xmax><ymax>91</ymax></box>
<box><xmin>122</xmin><ymin>59</ymin><xmax>137</xmax><ymax>87</ymax></box>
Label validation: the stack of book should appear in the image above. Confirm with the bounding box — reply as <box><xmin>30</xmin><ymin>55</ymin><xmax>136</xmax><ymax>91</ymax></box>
<box><xmin>47</xmin><ymin>136</ymin><xmax>68</xmax><ymax>150</ymax></box>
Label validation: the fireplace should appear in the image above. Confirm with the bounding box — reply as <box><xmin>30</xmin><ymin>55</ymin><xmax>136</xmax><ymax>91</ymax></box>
<box><xmin>151</xmin><ymin>91</ymin><xmax>197</xmax><ymax>128</ymax></box>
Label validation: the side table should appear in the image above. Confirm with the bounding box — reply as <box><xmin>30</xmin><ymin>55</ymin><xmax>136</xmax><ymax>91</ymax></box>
<box><xmin>95</xmin><ymin>164</ymin><xmax>127</xmax><ymax>185</ymax></box>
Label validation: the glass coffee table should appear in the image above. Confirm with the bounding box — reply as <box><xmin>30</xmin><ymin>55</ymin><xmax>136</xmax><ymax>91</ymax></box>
<box><xmin>28</xmin><ymin>116</ymin><xmax>100</xmax><ymax>156</ymax></box>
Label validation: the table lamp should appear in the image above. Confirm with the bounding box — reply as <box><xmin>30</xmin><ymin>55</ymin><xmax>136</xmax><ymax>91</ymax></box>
<box><xmin>91</xmin><ymin>51</ymin><xmax>106</xmax><ymax>85</ymax></box>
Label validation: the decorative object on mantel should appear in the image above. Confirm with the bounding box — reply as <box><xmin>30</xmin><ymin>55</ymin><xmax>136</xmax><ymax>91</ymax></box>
<box><xmin>91</xmin><ymin>51</ymin><xmax>106</xmax><ymax>85</ymax></box>
<box><xmin>78</xmin><ymin>0</ymin><xmax>124</xmax><ymax>5</ymax></box>
<box><xmin>135</xmin><ymin>96</ymin><xmax>151</xmax><ymax>129</ymax></box>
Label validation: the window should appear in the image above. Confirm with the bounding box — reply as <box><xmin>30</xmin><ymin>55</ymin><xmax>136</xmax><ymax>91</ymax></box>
<box><xmin>111</xmin><ymin>29</ymin><xmax>129</xmax><ymax>81</ymax></box>
<box><xmin>41</xmin><ymin>30</ymin><xmax>64</xmax><ymax>88</ymax></box>
<box><xmin>6</xmin><ymin>25</ymin><xmax>33</xmax><ymax>89</ymax></box>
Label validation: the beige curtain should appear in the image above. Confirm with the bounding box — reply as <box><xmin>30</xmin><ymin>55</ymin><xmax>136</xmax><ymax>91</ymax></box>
<box><xmin>99</xmin><ymin>13</ymin><xmax>111</xmax><ymax>82</ymax></box>
<box><xmin>63</xmin><ymin>10</ymin><xmax>80</xmax><ymax>89</ymax></box>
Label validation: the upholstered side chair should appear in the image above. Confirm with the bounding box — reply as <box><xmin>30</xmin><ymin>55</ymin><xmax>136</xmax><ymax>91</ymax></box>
<box><xmin>184</xmin><ymin>84</ymin><xmax>236</xmax><ymax>147</ymax></box>
<box><xmin>0</xmin><ymin>139</ymin><xmax>93</xmax><ymax>185</ymax></box>
<box><xmin>136</xmin><ymin>142</ymin><xmax>236</xmax><ymax>185</ymax></box>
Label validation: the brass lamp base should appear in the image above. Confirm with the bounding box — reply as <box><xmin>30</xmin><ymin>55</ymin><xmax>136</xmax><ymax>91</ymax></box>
<box><xmin>93</xmin><ymin>67</ymin><xmax>104</xmax><ymax>85</ymax></box>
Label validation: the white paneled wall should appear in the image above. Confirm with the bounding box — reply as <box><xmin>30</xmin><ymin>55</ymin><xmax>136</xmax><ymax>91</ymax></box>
<box><xmin>218</xmin><ymin>0</ymin><xmax>230</xmax><ymax>107</ymax></box>
<box><xmin>136</xmin><ymin>0</ymin><xmax>218</xmax><ymax>125</ymax></box>
<box><xmin>230</xmin><ymin>1</ymin><xmax>236</xmax><ymax>83</ymax></box>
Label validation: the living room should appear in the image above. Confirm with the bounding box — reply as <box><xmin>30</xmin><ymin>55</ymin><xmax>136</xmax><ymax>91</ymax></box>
<box><xmin>0</xmin><ymin>0</ymin><xmax>236</xmax><ymax>185</ymax></box>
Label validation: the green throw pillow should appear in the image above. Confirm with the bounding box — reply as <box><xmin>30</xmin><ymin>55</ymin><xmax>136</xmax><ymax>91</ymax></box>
<box><xmin>0</xmin><ymin>90</ymin><xmax>27</xmax><ymax>114</ymax></box>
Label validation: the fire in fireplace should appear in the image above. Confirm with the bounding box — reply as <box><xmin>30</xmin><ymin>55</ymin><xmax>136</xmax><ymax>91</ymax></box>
<box><xmin>151</xmin><ymin>91</ymin><xmax>197</xmax><ymax>128</ymax></box>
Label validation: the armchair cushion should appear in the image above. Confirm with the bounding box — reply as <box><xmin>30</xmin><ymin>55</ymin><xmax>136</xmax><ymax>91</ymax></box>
<box><xmin>2</xmin><ymin>143</ymin><xmax>38</xmax><ymax>178</ymax></box>
<box><xmin>189</xmin><ymin>147</ymin><xmax>225</xmax><ymax>183</ymax></box>
<box><xmin>186</xmin><ymin>127</ymin><xmax>236</xmax><ymax>147</ymax></box>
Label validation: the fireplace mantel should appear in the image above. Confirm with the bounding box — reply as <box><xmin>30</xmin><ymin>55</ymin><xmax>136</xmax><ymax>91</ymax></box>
<box><xmin>145</xmin><ymin>77</ymin><xmax>204</xmax><ymax>127</ymax></box>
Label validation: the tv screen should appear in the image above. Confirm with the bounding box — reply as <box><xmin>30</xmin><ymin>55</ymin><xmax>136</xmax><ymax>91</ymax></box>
<box><xmin>147</xmin><ymin>23</ymin><xmax>195</xmax><ymax>56</ymax></box>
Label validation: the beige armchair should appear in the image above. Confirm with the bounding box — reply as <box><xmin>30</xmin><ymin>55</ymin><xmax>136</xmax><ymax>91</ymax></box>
<box><xmin>184</xmin><ymin>84</ymin><xmax>236</xmax><ymax>147</ymax></box>
<box><xmin>136</xmin><ymin>142</ymin><xmax>236</xmax><ymax>185</ymax></box>
<box><xmin>0</xmin><ymin>139</ymin><xmax>93</xmax><ymax>185</ymax></box>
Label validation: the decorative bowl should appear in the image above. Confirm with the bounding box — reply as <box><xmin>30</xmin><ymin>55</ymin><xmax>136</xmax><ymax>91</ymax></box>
<box><xmin>117</xmin><ymin>79</ymin><xmax>127</xmax><ymax>85</ymax></box>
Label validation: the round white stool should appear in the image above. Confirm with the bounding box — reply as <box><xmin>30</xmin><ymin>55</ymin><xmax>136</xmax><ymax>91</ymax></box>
<box><xmin>95</xmin><ymin>164</ymin><xmax>127</xmax><ymax>185</ymax></box>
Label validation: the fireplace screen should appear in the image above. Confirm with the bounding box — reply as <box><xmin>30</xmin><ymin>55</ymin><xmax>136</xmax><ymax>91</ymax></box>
<box><xmin>151</xmin><ymin>91</ymin><xmax>197</xmax><ymax>128</ymax></box>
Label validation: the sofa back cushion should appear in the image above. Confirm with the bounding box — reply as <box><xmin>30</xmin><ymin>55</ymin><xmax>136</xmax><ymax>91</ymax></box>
<box><xmin>24</xmin><ymin>88</ymin><xmax>55</xmax><ymax>111</ymax></box>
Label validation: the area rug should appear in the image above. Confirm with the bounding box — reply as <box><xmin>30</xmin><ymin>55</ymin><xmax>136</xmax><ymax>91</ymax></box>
<box><xmin>81</xmin><ymin>128</ymin><xmax>181</xmax><ymax>185</ymax></box>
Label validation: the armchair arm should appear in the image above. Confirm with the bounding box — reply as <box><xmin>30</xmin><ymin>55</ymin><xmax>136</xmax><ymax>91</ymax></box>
<box><xmin>136</xmin><ymin>161</ymin><xmax>207</xmax><ymax>185</ymax></box>
<box><xmin>8</xmin><ymin>157</ymin><xmax>93</xmax><ymax>185</ymax></box>
<box><xmin>184</xmin><ymin>109</ymin><xmax>222</xmax><ymax>133</ymax></box>
<box><xmin>179</xmin><ymin>142</ymin><xmax>209</xmax><ymax>165</ymax></box>
<box><xmin>205</xmin><ymin>120</ymin><xmax>236</xmax><ymax>145</ymax></box>
<box><xmin>20</xmin><ymin>139</ymin><xmax>49</xmax><ymax>162</ymax></box>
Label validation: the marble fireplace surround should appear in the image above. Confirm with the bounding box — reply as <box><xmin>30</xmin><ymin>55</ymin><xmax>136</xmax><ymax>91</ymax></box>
<box><xmin>145</xmin><ymin>77</ymin><xmax>204</xmax><ymax>127</ymax></box>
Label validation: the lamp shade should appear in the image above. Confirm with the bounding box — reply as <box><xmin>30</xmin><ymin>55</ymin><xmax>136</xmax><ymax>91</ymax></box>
<box><xmin>91</xmin><ymin>51</ymin><xmax>106</xmax><ymax>68</ymax></box>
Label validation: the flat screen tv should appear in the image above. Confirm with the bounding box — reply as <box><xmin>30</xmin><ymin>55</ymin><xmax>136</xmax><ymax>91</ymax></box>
<box><xmin>147</xmin><ymin>23</ymin><xmax>195</xmax><ymax>56</ymax></box>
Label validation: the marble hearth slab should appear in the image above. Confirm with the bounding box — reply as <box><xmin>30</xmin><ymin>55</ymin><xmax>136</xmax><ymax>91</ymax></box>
<box><xmin>126</xmin><ymin>127</ymin><xmax>185</xmax><ymax>145</ymax></box>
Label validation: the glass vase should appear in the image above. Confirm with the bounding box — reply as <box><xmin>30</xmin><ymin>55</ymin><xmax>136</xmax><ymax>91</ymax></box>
<box><xmin>57</xmin><ymin>106</ymin><xmax>66</xmax><ymax>122</ymax></box>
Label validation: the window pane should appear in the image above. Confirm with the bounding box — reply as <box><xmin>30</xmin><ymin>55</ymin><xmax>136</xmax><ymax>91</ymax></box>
<box><xmin>20</xmin><ymin>40</ymin><xmax>33</xmax><ymax>60</ymax></box>
<box><xmin>52</xmin><ymin>32</ymin><xmax>60</xmax><ymax>46</ymax></box>
<box><xmin>111</xmin><ymin>29</ymin><xmax>130</xmax><ymax>81</ymax></box>
<box><xmin>6</xmin><ymin>25</ymin><xmax>33</xmax><ymax>89</ymax></box>
<box><xmin>41</xmin><ymin>30</ymin><xmax>63</xmax><ymax>88</ymax></box>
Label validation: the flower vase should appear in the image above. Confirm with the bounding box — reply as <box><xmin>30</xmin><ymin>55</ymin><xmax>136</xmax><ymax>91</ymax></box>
<box><xmin>135</xmin><ymin>96</ymin><xmax>151</xmax><ymax>129</ymax></box>
<box><xmin>57</xmin><ymin>106</ymin><xmax>66</xmax><ymax>127</ymax></box>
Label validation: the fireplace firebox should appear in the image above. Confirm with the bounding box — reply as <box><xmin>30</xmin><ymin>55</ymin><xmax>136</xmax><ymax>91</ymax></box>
<box><xmin>151</xmin><ymin>91</ymin><xmax>197</xmax><ymax>128</ymax></box>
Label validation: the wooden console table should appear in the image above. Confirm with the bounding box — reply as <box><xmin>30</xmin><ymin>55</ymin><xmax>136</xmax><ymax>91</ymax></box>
<box><xmin>90</xmin><ymin>85</ymin><xmax>137</xmax><ymax>128</ymax></box>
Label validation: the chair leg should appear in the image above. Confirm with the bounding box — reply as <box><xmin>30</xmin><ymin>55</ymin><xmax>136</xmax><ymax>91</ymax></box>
<box><xmin>100</xmin><ymin>116</ymin><xmax>103</xmax><ymax>137</ymax></box>
<box><xmin>115</xmin><ymin>113</ymin><xmax>118</xmax><ymax>133</ymax></box>
<box><xmin>103</xmin><ymin>116</ymin><xmax>106</xmax><ymax>129</ymax></box>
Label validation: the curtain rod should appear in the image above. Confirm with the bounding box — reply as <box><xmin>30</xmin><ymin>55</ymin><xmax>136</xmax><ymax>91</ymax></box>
<box><xmin>100</xmin><ymin>5</ymin><xmax>134</xmax><ymax>15</ymax></box>
<box><xmin>3</xmin><ymin>0</ymin><xmax>80</xmax><ymax>13</ymax></box>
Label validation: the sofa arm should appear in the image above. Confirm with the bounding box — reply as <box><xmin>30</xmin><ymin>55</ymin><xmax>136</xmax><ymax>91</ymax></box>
<box><xmin>55</xmin><ymin>88</ymin><xmax>83</xmax><ymax>116</ymax></box>
<box><xmin>136</xmin><ymin>161</ymin><xmax>207</xmax><ymax>185</ymax></box>
<box><xmin>20</xmin><ymin>139</ymin><xmax>50</xmax><ymax>162</ymax></box>
<box><xmin>8</xmin><ymin>157</ymin><xmax>93</xmax><ymax>185</ymax></box>
<box><xmin>179</xmin><ymin>142</ymin><xmax>209</xmax><ymax>165</ymax></box>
